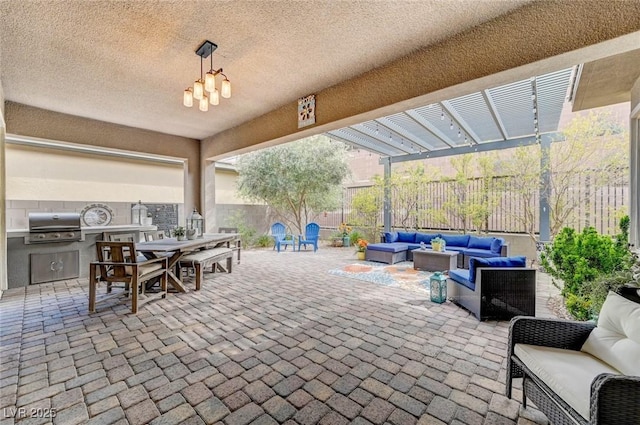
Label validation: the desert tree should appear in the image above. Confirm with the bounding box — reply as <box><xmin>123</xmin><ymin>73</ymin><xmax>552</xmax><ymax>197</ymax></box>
<box><xmin>236</xmin><ymin>136</ymin><xmax>350</xmax><ymax>234</ymax></box>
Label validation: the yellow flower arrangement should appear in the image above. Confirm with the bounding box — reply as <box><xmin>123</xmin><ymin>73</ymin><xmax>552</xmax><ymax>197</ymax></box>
<box><xmin>338</xmin><ymin>222</ymin><xmax>352</xmax><ymax>237</ymax></box>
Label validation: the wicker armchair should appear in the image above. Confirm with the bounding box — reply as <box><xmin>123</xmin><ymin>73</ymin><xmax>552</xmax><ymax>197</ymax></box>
<box><xmin>506</xmin><ymin>292</ymin><xmax>640</xmax><ymax>424</ymax></box>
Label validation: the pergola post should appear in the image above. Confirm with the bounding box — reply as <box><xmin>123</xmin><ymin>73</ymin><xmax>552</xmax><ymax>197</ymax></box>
<box><xmin>383</xmin><ymin>156</ymin><xmax>392</xmax><ymax>233</ymax></box>
<box><xmin>539</xmin><ymin>137</ymin><xmax>551</xmax><ymax>242</ymax></box>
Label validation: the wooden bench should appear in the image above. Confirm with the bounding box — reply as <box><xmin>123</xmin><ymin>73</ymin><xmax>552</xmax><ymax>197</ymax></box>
<box><xmin>178</xmin><ymin>247</ymin><xmax>233</xmax><ymax>290</ymax></box>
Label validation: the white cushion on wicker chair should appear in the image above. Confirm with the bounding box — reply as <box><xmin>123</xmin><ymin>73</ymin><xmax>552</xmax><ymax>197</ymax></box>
<box><xmin>514</xmin><ymin>344</ymin><xmax>619</xmax><ymax>420</ymax></box>
<box><xmin>581</xmin><ymin>291</ymin><xmax>640</xmax><ymax>376</ymax></box>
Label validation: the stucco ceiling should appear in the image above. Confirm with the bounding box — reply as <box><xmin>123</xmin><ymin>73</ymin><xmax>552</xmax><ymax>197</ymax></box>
<box><xmin>0</xmin><ymin>0</ymin><xmax>533</xmax><ymax>140</ymax></box>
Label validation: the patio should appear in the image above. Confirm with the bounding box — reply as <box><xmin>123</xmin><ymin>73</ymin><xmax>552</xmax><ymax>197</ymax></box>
<box><xmin>0</xmin><ymin>246</ymin><xmax>558</xmax><ymax>425</ymax></box>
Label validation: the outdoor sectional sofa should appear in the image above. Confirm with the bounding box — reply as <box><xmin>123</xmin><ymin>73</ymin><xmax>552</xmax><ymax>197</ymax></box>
<box><xmin>447</xmin><ymin>255</ymin><xmax>536</xmax><ymax>320</ymax></box>
<box><xmin>365</xmin><ymin>231</ymin><xmax>508</xmax><ymax>268</ymax></box>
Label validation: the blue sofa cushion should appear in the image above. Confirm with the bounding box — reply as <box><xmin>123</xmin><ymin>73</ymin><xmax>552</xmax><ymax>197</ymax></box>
<box><xmin>407</xmin><ymin>244</ymin><xmax>421</xmax><ymax>251</ymax></box>
<box><xmin>444</xmin><ymin>246</ymin><xmax>467</xmax><ymax>253</ymax></box>
<box><xmin>464</xmin><ymin>248</ymin><xmax>502</xmax><ymax>259</ymax></box>
<box><xmin>469</xmin><ymin>255</ymin><xmax>526</xmax><ymax>283</ymax></box>
<box><xmin>384</xmin><ymin>232</ymin><xmax>398</xmax><ymax>243</ymax></box>
<box><xmin>491</xmin><ymin>238</ymin><xmax>504</xmax><ymax>254</ymax></box>
<box><xmin>367</xmin><ymin>242</ymin><xmax>409</xmax><ymax>253</ymax></box>
<box><xmin>449</xmin><ymin>269</ymin><xmax>475</xmax><ymax>291</ymax></box>
<box><xmin>468</xmin><ymin>236</ymin><xmax>495</xmax><ymax>250</ymax></box>
<box><xmin>397</xmin><ymin>232</ymin><xmax>417</xmax><ymax>243</ymax></box>
<box><xmin>415</xmin><ymin>233</ymin><xmax>439</xmax><ymax>244</ymax></box>
<box><xmin>441</xmin><ymin>234</ymin><xmax>470</xmax><ymax>247</ymax></box>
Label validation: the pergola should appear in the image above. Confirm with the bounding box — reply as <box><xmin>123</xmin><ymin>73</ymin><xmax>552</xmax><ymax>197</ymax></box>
<box><xmin>326</xmin><ymin>67</ymin><xmax>575</xmax><ymax>241</ymax></box>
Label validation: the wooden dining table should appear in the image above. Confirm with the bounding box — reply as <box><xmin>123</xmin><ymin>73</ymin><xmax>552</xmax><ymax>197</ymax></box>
<box><xmin>135</xmin><ymin>233</ymin><xmax>240</xmax><ymax>292</ymax></box>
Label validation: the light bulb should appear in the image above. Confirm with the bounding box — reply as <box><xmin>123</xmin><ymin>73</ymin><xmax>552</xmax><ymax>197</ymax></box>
<box><xmin>221</xmin><ymin>78</ymin><xmax>231</xmax><ymax>98</ymax></box>
<box><xmin>183</xmin><ymin>88</ymin><xmax>193</xmax><ymax>107</ymax></box>
<box><xmin>210</xmin><ymin>88</ymin><xmax>220</xmax><ymax>105</ymax></box>
<box><xmin>193</xmin><ymin>80</ymin><xmax>204</xmax><ymax>100</ymax></box>
<box><xmin>199</xmin><ymin>95</ymin><xmax>209</xmax><ymax>112</ymax></box>
<box><xmin>205</xmin><ymin>71</ymin><xmax>216</xmax><ymax>92</ymax></box>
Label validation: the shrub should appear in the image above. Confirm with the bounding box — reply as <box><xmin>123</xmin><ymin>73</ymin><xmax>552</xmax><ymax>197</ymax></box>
<box><xmin>541</xmin><ymin>217</ymin><xmax>632</xmax><ymax>319</ymax></box>
<box><xmin>255</xmin><ymin>234</ymin><xmax>273</xmax><ymax>247</ymax></box>
<box><xmin>349</xmin><ymin>230</ymin><xmax>365</xmax><ymax>246</ymax></box>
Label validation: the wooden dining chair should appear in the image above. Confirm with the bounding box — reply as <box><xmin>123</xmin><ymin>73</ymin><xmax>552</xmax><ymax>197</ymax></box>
<box><xmin>142</xmin><ymin>230</ymin><xmax>166</xmax><ymax>241</ymax></box>
<box><xmin>89</xmin><ymin>241</ymin><xmax>168</xmax><ymax>314</ymax></box>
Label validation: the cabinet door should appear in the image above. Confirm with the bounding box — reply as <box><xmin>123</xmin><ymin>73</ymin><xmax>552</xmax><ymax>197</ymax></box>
<box><xmin>30</xmin><ymin>251</ymin><xmax>79</xmax><ymax>284</ymax></box>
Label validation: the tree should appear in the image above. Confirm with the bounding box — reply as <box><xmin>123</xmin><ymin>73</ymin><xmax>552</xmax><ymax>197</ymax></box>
<box><xmin>499</xmin><ymin>111</ymin><xmax>629</xmax><ymax>242</ymax></box>
<box><xmin>549</xmin><ymin>111</ymin><xmax>628</xmax><ymax>236</ymax></box>
<box><xmin>498</xmin><ymin>145</ymin><xmax>542</xmax><ymax>243</ymax></box>
<box><xmin>350</xmin><ymin>183</ymin><xmax>383</xmax><ymax>242</ymax></box>
<box><xmin>388</xmin><ymin>164</ymin><xmax>441</xmax><ymax>230</ymax></box>
<box><xmin>443</xmin><ymin>153</ymin><xmax>498</xmax><ymax>234</ymax></box>
<box><xmin>236</xmin><ymin>136</ymin><xmax>350</xmax><ymax>233</ymax></box>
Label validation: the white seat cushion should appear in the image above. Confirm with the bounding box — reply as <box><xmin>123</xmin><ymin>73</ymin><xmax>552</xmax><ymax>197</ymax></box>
<box><xmin>581</xmin><ymin>291</ymin><xmax>640</xmax><ymax>376</ymax></box>
<box><xmin>514</xmin><ymin>343</ymin><xmax>620</xmax><ymax>420</ymax></box>
<box><xmin>181</xmin><ymin>247</ymin><xmax>232</xmax><ymax>263</ymax></box>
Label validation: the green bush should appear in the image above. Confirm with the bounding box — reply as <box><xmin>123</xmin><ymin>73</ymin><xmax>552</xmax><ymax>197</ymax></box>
<box><xmin>255</xmin><ymin>234</ymin><xmax>273</xmax><ymax>247</ymax></box>
<box><xmin>541</xmin><ymin>217</ymin><xmax>632</xmax><ymax>319</ymax></box>
<box><xmin>349</xmin><ymin>230</ymin><xmax>365</xmax><ymax>246</ymax></box>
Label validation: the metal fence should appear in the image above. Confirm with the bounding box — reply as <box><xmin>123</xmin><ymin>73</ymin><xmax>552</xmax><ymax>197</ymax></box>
<box><xmin>316</xmin><ymin>167</ymin><xmax>629</xmax><ymax>236</ymax></box>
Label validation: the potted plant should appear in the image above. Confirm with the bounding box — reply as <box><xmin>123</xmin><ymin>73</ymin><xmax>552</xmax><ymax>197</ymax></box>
<box><xmin>173</xmin><ymin>226</ymin><xmax>186</xmax><ymax>241</ymax></box>
<box><xmin>339</xmin><ymin>223</ymin><xmax>352</xmax><ymax>247</ymax></box>
<box><xmin>355</xmin><ymin>238</ymin><xmax>368</xmax><ymax>260</ymax></box>
<box><xmin>431</xmin><ymin>236</ymin><xmax>446</xmax><ymax>252</ymax></box>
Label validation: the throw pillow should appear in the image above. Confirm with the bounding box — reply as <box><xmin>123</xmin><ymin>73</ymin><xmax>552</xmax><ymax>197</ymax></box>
<box><xmin>441</xmin><ymin>234</ymin><xmax>470</xmax><ymax>247</ymax></box>
<box><xmin>397</xmin><ymin>232</ymin><xmax>417</xmax><ymax>243</ymax></box>
<box><xmin>581</xmin><ymin>291</ymin><xmax>640</xmax><ymax>376</ymax></box>
<box><xmin>490</xmin><ymin>238</ymin><xmax>504</xmax><ymax>254</ymax></box>
<box><xmin>468</xmin><ymin>236</ymin><xmax>495</xmax><ymax>250</ymax></box>
<box><xmin>384</xmin><ymin>232</ymin><xmax>398</xmax><ymax>243</ymax></box>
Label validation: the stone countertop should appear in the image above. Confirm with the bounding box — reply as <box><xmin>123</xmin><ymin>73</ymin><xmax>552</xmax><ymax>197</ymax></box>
<box><xmin>7</xmin><ymin>224</ymin><xmax>157</xmax><ymax>238</ymax></box>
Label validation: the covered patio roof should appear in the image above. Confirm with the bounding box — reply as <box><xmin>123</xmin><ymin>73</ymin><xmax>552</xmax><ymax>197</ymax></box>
<box><xmin>327</xmin><ymin>67</ymin><xmax>575</xmax><ymax>162</ymax></box>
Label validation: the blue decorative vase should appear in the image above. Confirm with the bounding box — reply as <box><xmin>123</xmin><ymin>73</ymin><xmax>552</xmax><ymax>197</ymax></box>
<box><xmin>343</xmin><ymin>237</ymin><xmax>350</xmax><ymax>247</ymax></box>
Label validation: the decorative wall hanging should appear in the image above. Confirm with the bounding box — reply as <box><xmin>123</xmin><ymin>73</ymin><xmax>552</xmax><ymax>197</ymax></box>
<box><xmin>298</xmin><ymin>94</ymin><xmax>316</xmax><ymax>128</ymax></box>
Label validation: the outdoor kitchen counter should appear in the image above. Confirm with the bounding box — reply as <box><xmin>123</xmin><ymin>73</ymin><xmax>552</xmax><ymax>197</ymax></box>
<box><xmin>7</xmin><ymin>224</ymin><xmax>156</xmax><ymax>238</ymax></box>
<box><xmin>6</xmin><ymin>224</ymin><xmax>156</xmax><ymax>289</ymax></box>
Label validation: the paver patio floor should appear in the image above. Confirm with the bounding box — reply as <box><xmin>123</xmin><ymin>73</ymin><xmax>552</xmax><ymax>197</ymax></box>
<box><xmin>0</xmin><ymin>246</ymin><xmax>554</xmax><ymax>425</ymax></box>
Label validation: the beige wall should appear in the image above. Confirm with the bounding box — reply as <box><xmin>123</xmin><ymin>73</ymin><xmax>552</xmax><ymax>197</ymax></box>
<box><xmin>6</xmin><ymin>144</ymin><xmax>184</xmax><ymax>203</ymax></box>
<box><xmin>215</xmin><ymin>169</ymin><xmax>246</xmax><ymax>205</ymax></box>
<box><xmin>4</xmin><ymin>102</ymin><xmax>200</xmax><ymax>213</ymax></box>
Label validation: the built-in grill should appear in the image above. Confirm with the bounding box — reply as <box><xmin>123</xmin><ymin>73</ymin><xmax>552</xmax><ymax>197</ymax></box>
<box><xmin>28</xmin><ymin>212</ymin><xmax>83</xmax><ymax>244</ymax></box>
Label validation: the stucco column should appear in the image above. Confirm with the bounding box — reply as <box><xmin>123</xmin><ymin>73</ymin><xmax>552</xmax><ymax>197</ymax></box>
<box><xmin>1</xmin><ymin>105</ymin><xmax>6</xmax><ymax>291</ymax></box>
<box><xmin>203</xmin><ymin>160</ymin><xmax>217</xmax><ymax>233</ymax></box>
<box><xmin>630</xmin><ymin>76</ymin><xmax>640</xmax><ymax>251</ymax></box>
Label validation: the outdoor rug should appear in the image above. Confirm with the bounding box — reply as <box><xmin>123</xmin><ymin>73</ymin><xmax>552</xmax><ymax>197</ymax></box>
<box><xmin>328</xmin><ymin>261</ymin><xmax>431</xmax><ymax>295</ymax></box>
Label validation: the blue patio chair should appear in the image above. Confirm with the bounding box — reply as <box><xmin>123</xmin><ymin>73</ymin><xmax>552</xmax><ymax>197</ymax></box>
<box><xmin>271</xmin><ymin>222</ymin><xmax>295</xmax><ymax>252</ymax></box>
<box><xmin>298</xmin><ymin>222</ymin><xmax>320</xmax><ymax>252</ymax></box>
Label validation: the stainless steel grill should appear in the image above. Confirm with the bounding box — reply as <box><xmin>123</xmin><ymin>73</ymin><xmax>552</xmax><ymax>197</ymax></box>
<box><xmin>28</xmin><ymin>212</ymin><xmax>82</xmax><ymax>244</ymax></box>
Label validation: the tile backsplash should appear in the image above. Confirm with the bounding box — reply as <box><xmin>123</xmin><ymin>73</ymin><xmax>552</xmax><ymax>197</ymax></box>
<box><xmin>7</xmin><ymin>200</ymin><xmax>136</xmax><ymax>229</ymax></box>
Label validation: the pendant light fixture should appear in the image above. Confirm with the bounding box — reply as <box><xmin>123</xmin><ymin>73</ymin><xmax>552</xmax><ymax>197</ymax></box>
<box><xmin>183</xmin><ymin>40</ymin><xmax>232</xmax><ymax>111</ymax></box>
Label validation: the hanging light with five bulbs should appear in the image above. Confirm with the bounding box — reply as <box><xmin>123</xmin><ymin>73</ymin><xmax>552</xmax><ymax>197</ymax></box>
<box><xmin>183</xmin><ymin>40</ymin><xmax>232</xmax><ymax>112</ymax></box>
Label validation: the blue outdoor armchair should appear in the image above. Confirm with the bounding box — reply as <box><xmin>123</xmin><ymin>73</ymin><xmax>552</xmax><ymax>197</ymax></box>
<box><xmin>271</xmin><ymin>222</ymin><xmax>295</xmax><ymax>252</ymax></box>
<box><xmin>298</xmin><ymin>222</ymin><xmax>320</xmax><ymax>252</ymax></box>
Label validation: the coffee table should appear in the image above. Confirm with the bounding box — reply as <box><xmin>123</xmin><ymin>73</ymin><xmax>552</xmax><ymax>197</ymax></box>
<box><xmin>412</xmin><ymin>249</ymin><xmax>458</xmax><ymax>272</ymax></box>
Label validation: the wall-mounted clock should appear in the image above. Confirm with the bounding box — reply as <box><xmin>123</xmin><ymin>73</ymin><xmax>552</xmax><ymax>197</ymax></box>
<box><xmin>298</xmin><ymin>94</ymin><xmax>316</xmax><ymax>128</ymax></box>
<box><xmin>81</xmin><ymin>203</ymin><xmax>113</xmax><ymax>227</ymax></box>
